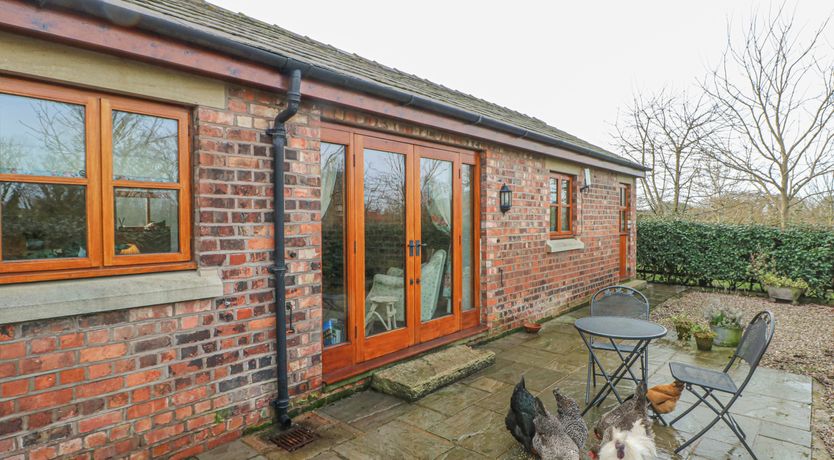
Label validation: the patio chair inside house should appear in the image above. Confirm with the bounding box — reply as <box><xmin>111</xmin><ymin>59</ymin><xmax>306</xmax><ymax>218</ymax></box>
<box><xmin>364</xmin><ymin>249</ymin><xmax>447</xmax><ymax>332</ymax></box>
<box><xmin>585</xmin><ymin>285</ymin><xmax>650</xmax><ymax>404</ymax></box>
<box><xmin>669</xmin><ymin>310</ymin><xmax>775</xmax><ymax>459</ymax></box>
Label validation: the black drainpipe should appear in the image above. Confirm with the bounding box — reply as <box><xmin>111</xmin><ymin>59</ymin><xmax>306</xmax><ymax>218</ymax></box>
<box><xmin>266</xmin><ymin>69</ymin><xmax>302</xmax><ymax>430</ymax></box>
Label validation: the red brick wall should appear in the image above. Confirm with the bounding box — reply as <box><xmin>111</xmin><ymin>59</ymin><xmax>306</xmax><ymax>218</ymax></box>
<box><xmin>0</xmin><ymin>87</ymin><xmax>636</xmax><ymax>459</ymax></box>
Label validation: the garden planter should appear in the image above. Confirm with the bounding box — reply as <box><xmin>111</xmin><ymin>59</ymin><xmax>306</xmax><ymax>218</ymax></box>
<box><xmin>674</xmin><ymin>325</ymin><xmax>692</xmax><ymax>342</ymax></box>
<box><xmin>695</xmin><ymin>336</ymin><xmax>714</xmax><ymax>351</ymax></box>
<box><xmin>523</xmin><ymin>322</ymin><xmax>541</xmax><ymax>334</ymax></box>
<box><xmin>766</xmin><ymin>285</ymin><xmax>805</xmax><ymax>304</ymax></box>
<box><xmin>711</xmin><ymin>325</ymin><xmax>742</xmax><ymax>347</ymax></box>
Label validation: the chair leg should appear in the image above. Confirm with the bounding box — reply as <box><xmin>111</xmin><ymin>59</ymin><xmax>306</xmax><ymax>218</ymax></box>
<box><xmin>585</xmin><ymin>351</ymin><xmax>593</xmax><ymax>405</ymax></box>
<box><xmin>669</xmin><ymin>386</ymin><xmax>711</xmax><ymax>426</ymax></box>
<box><xmin>674</xmin><ymin>387</ymin><xmax>757</xmax><ymax>460</ymax></box>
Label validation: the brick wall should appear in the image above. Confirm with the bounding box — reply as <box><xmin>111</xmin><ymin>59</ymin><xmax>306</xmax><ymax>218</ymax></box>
<box><xmin>0</xmin><ymin>87</ymin><xmax>636</xmax><ymax>460</ymax></box>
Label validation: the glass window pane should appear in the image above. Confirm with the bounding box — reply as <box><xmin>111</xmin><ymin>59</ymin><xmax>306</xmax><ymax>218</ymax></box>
<box><xmin>550</xmin><ymin>207</ymin><xmax>557</xmax><ymax>233</ymax></box>
<box><xmin>462</xmin><ymin>165</ymin><xmax>475</xmax><ymax>312</ymax></box>
<box><xmin>114</xmin><ymin>188</ymin><xmax>178</xmax><ymax>254</ymax></box>
<box><xmin>0</xmin><ymin>93</ymin><xmax>85</xmax><ymax>178</ymax></box>
<box><xmin>1</xmin><ymin>182</ymin><xmax>87</xmax><ymax>260</ymax></box>
<box><xmin>364</xmin><ymin>149</ymin><xmax>406</xmax><ymax>336</ymax></box>
<box><xmin>620</xmin><ymin>210</ymin><xmax>627</xmax><ymax>232</ymax></box>
<box><xmin>112</xmin><ymin>111</ymin><xmax>179</xmax><ymax>182</ymax></box>
<box><xmin>420</xmin><ymin>158</ymin><xmax>453</xmax><ymax>322</ymax></box>
<box><xmin>561</xmin><ymin>207</ymin><xmax>571</xmax><ymax>232</ymax></box>
<box><xmin>549</xmin><ymin>178</ymin><xmax>558</xmax><ymax>204</ymax></box>
<box><xmin>321</xmin><ymin>142</ymin><xmax>348</xmax><ymax>346</ymax></box>
<box><xmin>561</xmin><ymin>179</ymin><xmax>570</xmax><ymax>205</ymax></box>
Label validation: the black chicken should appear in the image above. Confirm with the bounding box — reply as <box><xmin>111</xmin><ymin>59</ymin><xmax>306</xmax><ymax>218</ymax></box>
<box><xmin>505</xmin><ymin>377</ymin><xmax>540</xmax><ymax>453</ymax></box>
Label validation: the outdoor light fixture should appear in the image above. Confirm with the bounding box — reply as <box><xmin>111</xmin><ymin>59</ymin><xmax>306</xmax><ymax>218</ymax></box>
<box><xmin>499</xmin><ymin>183</ymin><xmax>512</xmax><ymax>213</ymax></box>
<box><xmin>581</xmin><ymin>168</ymin><xmax>592</xmax><ymax>192</ymax></box>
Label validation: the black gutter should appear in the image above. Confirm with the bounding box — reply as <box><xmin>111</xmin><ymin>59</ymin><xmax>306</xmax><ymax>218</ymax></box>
<box><xmin>34</xmin><ymin>0</ymin><xmax>648</xmax><ymax>172</ymax></box>
<box><xmin>266</xmin><ymin>69</ymin><xmax>302</xmax><ymax>429</ymax></box>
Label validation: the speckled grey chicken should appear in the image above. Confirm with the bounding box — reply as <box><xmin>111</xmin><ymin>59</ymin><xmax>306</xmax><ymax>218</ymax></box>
<box><xmin>552</xmin><ymin>388</ymin><xmax>588</xmax><ymax>451</ymax></box>
<box><xmin>593</xmin><ymin>382</ymin><xmax>654</xmax><ymax>443</ymax></box>
<box><xmin>531</xmin><ymin>398</ymin><xmax>581</xmax><ymax>459</ymax></box>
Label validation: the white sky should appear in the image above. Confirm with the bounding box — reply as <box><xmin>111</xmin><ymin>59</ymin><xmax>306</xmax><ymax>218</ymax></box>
<box><xmin>208</xmin><ymin>0</ymin><xmax>833</xmax><ymax>153</ymax></box>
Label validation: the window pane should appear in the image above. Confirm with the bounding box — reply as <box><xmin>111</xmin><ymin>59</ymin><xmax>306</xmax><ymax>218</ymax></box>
<box><xmin>549</xmin><ymin>207</ymin><xmax>557</xmax><ymax>233</ymax></box>
<box><xmin>115</xmin><ymin>188</ymin><xmax>178</xmax><ymax>254</ymax></box>
<box><xmin>420</xmin><ymin>157</ymin><xmax>453</xmax><ymax>322</ymax></box>
<box><xmin>561</xmin><ymin>207</ymin><xmax>571</xmax><ymax>232</ymax></box>
<box><xmin>1</xmin><ymin>182</ymin><xmax>87</xmax><ymax>260</ymax></box>
<box><xmin>462</xmin><ymin>165</ymin><xmax>474</xmax><ymax>312</ymax></box>
<box><xmin>321</xmin><ymin>142</ymin><xmax>348</xmax><ymax>346</ymax></box>
<box><xmin>112</xmin><ymin>111</ymin><xmax>179</xmax><ymax>182</ymax></box>
<box><xmin>363</xmin><ymin>149</ymin><xmax>407</xmax><ymax>336</ymax></box>
<box><xmin>0</xmin><ymin>93</ymin><xmax>85</xmax><ymax>178</ymax></box>
<box><xmin>549</xmin><ymin>178</ymin><xmax>558</xmax><ymax>204</ymax></box>
<box><xmin>561</xmin><ymin>179</ymin><xmax>570</xmax><ymax>205</ymax></box>
<box><xmin>620</xmin><ymin>210</ymin><xmax>627</xmax><ymax>232</ymax></box>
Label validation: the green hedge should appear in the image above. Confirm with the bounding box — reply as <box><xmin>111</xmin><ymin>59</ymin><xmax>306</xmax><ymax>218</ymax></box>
<box><xmin>636</xmin><ymin>219</ymin><xmax>834</xmax><ymax>297</ymax></box>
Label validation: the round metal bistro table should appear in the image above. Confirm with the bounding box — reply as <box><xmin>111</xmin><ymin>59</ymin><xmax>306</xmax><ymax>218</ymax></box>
<box><xmin>575</xmin><ymin>316</ymin><xmax>667</xmax><ymax>415</ymax></box>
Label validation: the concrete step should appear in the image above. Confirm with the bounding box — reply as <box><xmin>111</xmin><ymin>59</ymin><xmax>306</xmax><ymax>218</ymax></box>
<box><xmin>371</xmin><ymin>345</ymin><xmax>495</xmax><ymax>402</ymax></box>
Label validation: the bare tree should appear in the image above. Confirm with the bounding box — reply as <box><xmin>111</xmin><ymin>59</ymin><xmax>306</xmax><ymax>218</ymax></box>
<box><xmin>704</xmin><ymin>8</ymin><xmax>834</xmax><ymax>228</ymax></box>
<box><xmin>614</xmin><ymin>91</ymin><xmax>720</xmax><ymax>215</ymax></box>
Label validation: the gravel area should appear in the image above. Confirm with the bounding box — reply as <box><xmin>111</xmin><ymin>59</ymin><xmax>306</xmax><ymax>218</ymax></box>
<box><xmin>650</xmin><ymin>291</ymin><xmax>834</xmax><ymax>456</ymax></box>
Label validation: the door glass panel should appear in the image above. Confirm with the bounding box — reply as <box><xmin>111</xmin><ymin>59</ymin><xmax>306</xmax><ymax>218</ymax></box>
<box><xmin>462</xmin><ymin>164</ymin><xmax>475</xmax><ymax>312</ymax></box>
<box><xmin>363</xmin><ymin>149</ymin><xmax>407</xmax><ymax>336</ymax></box>
<box><xmin>112</xmin><ymin>110</ymin><xmax>179</xmax><ymax>183</ymax></box>
<box><xmin>1</xmin><ymin>182</ymin><xmax>87</xmax><ymax>260</ymax></box>
<box><xmin>0</xmin><ymin>93</ymin><xmax>86</xmax><ymax>178</ymax></box>
<box><xmin>420</xmin><ymin>158</ymin><xmax>453</xmax><ymax>322</ymax></box>
<box><xmin>321</xmin><ymin>142</ymin><xmax>348</xmax><ymax>346</ymax></box>
<box><xmin>114</xmin><ymin>188</ymin><xmax>178</xmax><ymax>254</ymax></box>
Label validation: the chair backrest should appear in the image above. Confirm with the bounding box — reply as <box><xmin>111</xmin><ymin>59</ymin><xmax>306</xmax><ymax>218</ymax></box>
<box><xmin>420</xmin><ymin>249</ymin><xmax>447</xmax><ymax>322</ymax></box>
<box><xmin>590</xmin><ymin>285</ymin><xmax>649</xmax><ymax>320</ymax></box>
<box><xmin>734</xmin><ymin>310</ymin><xmax>775</xmax><ymax>367</ymax></box>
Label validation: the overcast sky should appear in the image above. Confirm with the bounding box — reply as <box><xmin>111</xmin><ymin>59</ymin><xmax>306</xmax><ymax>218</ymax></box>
<box><xmin>209</xmin><ymin>0</ymin><xmax>833</xmax><ymax>153</ymax></box>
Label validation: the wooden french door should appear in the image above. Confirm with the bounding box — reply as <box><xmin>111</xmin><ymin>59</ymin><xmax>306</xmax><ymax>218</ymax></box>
<box><xmin>320</xmin><ymin>125</ymin><xmax>480</xmax><ymax>375</ymax></box>
<box><xmin>618</xmin><ymin>183</ymin><xmax>631</xmax><ymax>279</ymax></box>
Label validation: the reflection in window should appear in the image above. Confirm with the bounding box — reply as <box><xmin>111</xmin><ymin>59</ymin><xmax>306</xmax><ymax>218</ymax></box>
<box><xmin>114</xmin><ymin>188</ymin><xmax>178</xmax><ymax>255</ymax></box>
<box><xmin>321</xmin><ymin>142</ymin><xmax>348</xmax><ymax>346</ymax></box>
<box><xmin>0</xmin><ymin>93</ymin><xmax>85</xmax><ymax>178</ymax></box>
<box><xmin>1</xmin><ymin>182</ymin><xmax>87</xmax><ymax>260</ymax></box>
<box><xmin>112</xmin><ymin>111</ymin><xmax>178</xmax><ymax>182</ymax></box>
<box><xmin>420</xmin><ymin>158</ymin><xmax>453</xmax><ymax>322</ymax></box>
<box><xmin>462</xmin><ymin>165</ymin><xmax>475</xmax><ymax>311</ymax></box>
<box><xmin>363</xmin><ymin>149</ymin><xmax>407</xmax><ymax>336</ymax></box>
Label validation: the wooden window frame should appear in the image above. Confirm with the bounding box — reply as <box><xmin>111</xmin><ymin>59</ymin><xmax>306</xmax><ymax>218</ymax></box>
<box><xmin>549</xmin><ymin>172</ymin><xmax>575</xmax><ymax>239</ymax></box>
<box><xmin>0</xmin><ymin>76</ymin><xmax>192</xmax><ymax>284</ymax></box>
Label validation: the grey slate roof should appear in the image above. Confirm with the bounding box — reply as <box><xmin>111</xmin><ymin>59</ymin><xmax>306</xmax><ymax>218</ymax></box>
<box><xmin>120</xmin><ymin>0</ymin><xmax>642</xmax><ymax>169</ymax></box>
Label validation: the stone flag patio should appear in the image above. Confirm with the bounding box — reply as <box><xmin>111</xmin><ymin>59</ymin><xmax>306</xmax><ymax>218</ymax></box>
<box><xmin>197</xmin><ymin>292</ymin><xmax>820</xmax><ymax>460</ymax></box>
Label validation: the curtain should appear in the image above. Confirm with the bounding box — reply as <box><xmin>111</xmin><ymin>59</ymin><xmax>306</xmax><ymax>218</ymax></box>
<box><xmin>320</xmin><ymin>149</ymin><xmax>340</xmax><ymax>217</ymax></box>
<box><xmin>426</xmin><ymin>179</ymin><xmax>452</xmax><ymax>234</ymax></box>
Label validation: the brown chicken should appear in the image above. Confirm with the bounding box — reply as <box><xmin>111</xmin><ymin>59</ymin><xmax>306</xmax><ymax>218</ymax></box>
<box><xmin>646</xmin><ymin>381</ymin><xmax>684</xmax><ymax>414</ymax></box>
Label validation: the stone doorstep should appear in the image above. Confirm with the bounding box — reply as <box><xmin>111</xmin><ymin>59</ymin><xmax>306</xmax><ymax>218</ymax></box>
<box><xmin>371</xmin><ymin>345</ymin><xmax>496</xmax><ymax>402</ymax></box>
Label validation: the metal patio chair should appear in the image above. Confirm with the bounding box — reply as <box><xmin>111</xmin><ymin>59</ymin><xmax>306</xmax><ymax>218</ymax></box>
<box><xmin>669</xmin><ymin>310</ymin><xmax>775</xmax><ymax>459</ymax></box>
<box><xmin>585</xmin><ymin>285</ymin><xmax>650</xmax><ymax>404</ymax></box>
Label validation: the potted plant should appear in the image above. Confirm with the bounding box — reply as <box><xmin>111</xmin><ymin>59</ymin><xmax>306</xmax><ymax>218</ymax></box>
<box><xmin>670</xmin><ymin>315</ymin><xmax>694</xmax><ymax>342</ymax></box>
<box><xmin>760</xmin><ymin>272</ymin><xmax>808</xmax><ymax>304</ymax></box>
<box><xmin>704</xmin><ymin>305</ymin><xmax>743</xmax><ymax>347</ymax></box>
<box><xmin>691</xmin><ymin>323</ymin><xmax>716</xmax><ymax>352</ymax></box>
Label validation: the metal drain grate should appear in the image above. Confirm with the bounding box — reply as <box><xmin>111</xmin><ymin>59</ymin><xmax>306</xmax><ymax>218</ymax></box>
<box><xmin>270</xmin><ymin>426</ymin><xmax>315</xmax><ymax>452</ymax></box>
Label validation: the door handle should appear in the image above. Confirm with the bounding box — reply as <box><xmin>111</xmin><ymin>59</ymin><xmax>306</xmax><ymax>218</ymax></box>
<box><xmin>408</xmin><ymin>240</ymin><xmax>415</xmax><ymax>256</ymax></box>
<box><xmin>416</xmin><ymin>278</ymin><xmax>421</xmax><ymax>285</ymax></box>
<box><xmin>415</xmin><ymin>240</ymin><xmax>422</xmax><ymax>257</ymax></box>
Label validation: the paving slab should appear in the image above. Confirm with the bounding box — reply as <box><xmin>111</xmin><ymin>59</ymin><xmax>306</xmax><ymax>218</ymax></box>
<box><xmin>371</xmin><ymin>345</ymin><xmax>495</xmax><ymax>401</ymax></box>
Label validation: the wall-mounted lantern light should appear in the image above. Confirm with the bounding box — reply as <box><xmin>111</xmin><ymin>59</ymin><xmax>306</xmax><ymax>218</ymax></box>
<box><xmin>580</xmin><ymin>168</ymin><xmax>592</xmax><ymax>193</ymax></box>
<box><xmin>499</xmin><ymin>183</ymin><xmax>512</xmax><ymax>213</ymax></box>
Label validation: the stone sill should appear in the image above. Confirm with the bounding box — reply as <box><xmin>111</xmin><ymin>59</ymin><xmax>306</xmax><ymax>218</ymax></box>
<box><xmin>546</xmin><ymin>238</ymin><xmax>585</xmax><ymax>253</ymax></box>
<box><xmin>0</xmin><ymin>269</ymin><xmax>223</xmax><ymax>324</ymax></box>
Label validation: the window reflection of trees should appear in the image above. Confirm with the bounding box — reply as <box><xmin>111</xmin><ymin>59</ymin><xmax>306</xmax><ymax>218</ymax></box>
<box><xmin>364</xmin><ymin>150</ymin><xmax>405</xmax><ymax>217</ymax></box>
<box><xmin>112</xmin><ymin>111</ymin><xmax>178</xmax><ymax>182</ymax></box>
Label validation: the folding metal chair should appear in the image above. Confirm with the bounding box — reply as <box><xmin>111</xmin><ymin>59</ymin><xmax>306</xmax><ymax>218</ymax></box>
<box><xmin>585</xmin><ymin>285</ymin><xmax>650</xmax><ymax>404</ymax></box>
<box><xmin>669</xmin><ymin>310</ymin><xmax>775</xmax><ymax>459</ymax></box>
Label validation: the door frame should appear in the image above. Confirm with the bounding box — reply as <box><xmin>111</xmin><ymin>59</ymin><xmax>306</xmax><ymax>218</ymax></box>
<box><xmin>320</xmin><ymin>123</ymin><xmax>482</xmax><ymax>376</ymax></box>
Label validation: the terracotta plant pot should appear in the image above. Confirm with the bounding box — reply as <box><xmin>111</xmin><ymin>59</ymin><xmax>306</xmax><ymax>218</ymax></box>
<box><xmin>523</xmin><ymin>322</ymin><xmax>542</xmax><ymax>334</ymax></box>
<box><xmin>711</xmin><ymin>325</ymin><xmax>742</xmax><ymax>347</ymax></box>
<box><xmin>695</xmin><ymin>335</ymin><xmax>714</xmax><ymax>352</ymax></box>
<box><xmin>766</xmin><ymin>285</ymin><xmax>805</xmax><ymax>304</ymax></box>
